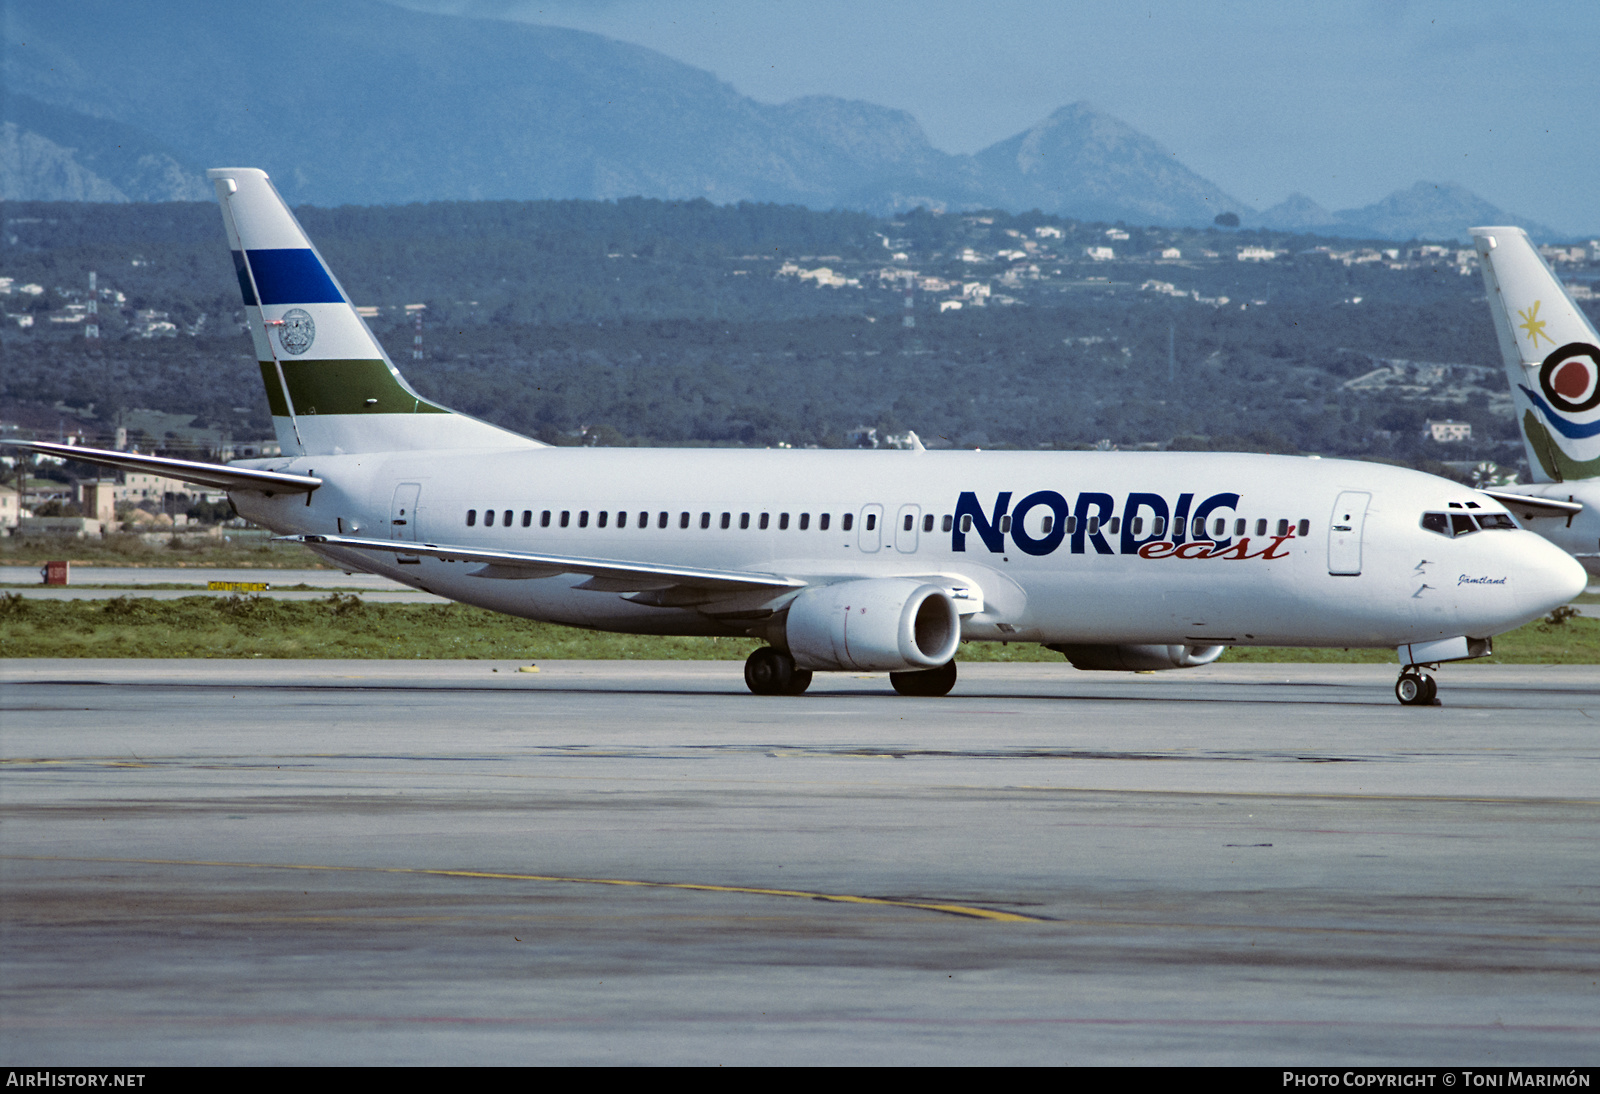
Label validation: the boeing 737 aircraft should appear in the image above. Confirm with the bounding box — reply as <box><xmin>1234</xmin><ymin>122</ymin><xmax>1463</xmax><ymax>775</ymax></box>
<box><xmin>7</xmin><ymin>170</ymin><xmax>1587</xmax><ymax>704</ymax></box>
<box><xmin>1469</xmin><ymin>226</ymin><xmax>1600</xmax><ymax>578</ymax></box>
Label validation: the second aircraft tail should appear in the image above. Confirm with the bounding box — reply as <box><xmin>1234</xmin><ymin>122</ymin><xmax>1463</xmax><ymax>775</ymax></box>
<box><xmin>1471</xmin><ymin>226</ymin><xmax>1600</xmax><ymax>482</ymax></box>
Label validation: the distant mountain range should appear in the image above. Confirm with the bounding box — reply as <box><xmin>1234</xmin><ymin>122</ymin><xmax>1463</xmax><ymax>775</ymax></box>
<box><xmin>0</xmin><ymin>0</ymin><xmax>1565</xmax><ymax>241</ymax></box>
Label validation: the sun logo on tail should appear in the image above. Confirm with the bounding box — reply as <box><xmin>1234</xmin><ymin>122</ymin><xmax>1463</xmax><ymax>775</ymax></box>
<box><xmin>1517</xmin><ymin>300</ymin><xmax>1554</xmax><ymax>348</ymax></box>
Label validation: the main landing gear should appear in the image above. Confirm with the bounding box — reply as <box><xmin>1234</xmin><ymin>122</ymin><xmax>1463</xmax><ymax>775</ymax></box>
<box><xmin>1395</xmin><ymin>665</ymin><xmax>1439</xmax><ymax>706</ymax></box>
<box><xmin>890</xmin><ymin>660</ymin><xmax>958</xmax><ymax>697</ymax></box>
<box><xmin>741</xmin><ymin>648</ymin><xmax>959</xmax><ymax>697</ymax></box>
<box><xmin>744</xmin><ymin>647</ymin><xmax>813</xmax><ymax>696</ymax></box>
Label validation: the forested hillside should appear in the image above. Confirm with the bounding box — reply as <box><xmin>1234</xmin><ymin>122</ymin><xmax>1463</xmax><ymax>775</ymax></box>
<box><xmin>5</xmin><ymin>198</ymin><xmax>1596</xmax><ymax>475</ymax></box>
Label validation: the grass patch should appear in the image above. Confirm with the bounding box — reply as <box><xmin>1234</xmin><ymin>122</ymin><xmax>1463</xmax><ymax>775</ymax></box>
<box><xmin>2</xmin><ymin>594</ymin><xmax>1596</xmax><ymax>663</ymax></box>
<box><xmin>0</xmin><ymin>534</ymin><xmax>327</xmax><ymax>569</ymax></box>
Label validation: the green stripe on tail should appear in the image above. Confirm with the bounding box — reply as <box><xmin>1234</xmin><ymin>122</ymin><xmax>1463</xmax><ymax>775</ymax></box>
<box><xmin>258</xmin><ymin>359</ymin><xmax>451</xmax><ymax>417</ymax></box>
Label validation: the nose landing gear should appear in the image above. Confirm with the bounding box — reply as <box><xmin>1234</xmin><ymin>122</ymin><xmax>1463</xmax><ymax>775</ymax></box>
<box><xmin>1395</xmin><ymin>666</ymin><xmax>1439</xmax><ymax>706</ymax></box>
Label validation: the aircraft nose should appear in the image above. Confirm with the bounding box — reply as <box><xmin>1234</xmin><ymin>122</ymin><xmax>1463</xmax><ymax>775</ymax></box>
<box><xmin>1511</xmin><ymin>532</ymin><xmax>1589</xmax><ymax>618</ymax></box>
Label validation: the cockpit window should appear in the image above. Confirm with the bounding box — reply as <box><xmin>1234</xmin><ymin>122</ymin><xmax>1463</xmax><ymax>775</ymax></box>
<box><xmin>1423</xmin><ymin>510</ymin><xmax>1514</xmax><ymax>537</ymax></box>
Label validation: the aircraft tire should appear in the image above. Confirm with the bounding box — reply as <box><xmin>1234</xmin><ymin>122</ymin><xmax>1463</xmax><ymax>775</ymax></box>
<box><xmin>784</xmin><ymin>669</ymin><xmax>814</xmax><ymax>696</ymax></box>
<box><xmin>890</xmin><ymin>660</ymin><xmax>958</xmax><ymax>697</ymax></box>
<box><xmin>1395</xmin><ymin>671</ymin><xmax>1432</xmax><ymax>706</ymax></box>
<box><xmin>744</xmin><ymin>647</ymin><xmax>796</xmax><ymax>696</ymax></box>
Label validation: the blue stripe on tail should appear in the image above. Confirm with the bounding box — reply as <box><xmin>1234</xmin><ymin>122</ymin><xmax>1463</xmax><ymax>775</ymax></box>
<box><xmin>1519</xmin><ymin>385</ymin><xmax>1600</xmax><ymax>439</ymax></box>
<box><xmin>231</xmin><ymin>249</ymin><xmax>344</xmax><ymax>306</ymax></box>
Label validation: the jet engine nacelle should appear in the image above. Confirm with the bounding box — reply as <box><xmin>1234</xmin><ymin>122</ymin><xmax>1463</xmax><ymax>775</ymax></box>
<box><xmin>785</xmin><ymin>579</ymin><xmax>962</xmax><ymax>672</ymax></box>
<box><xmin>1048</xmin><ymin>643</ymin><xmax>1226</xmax><ymax>672</ymax></box>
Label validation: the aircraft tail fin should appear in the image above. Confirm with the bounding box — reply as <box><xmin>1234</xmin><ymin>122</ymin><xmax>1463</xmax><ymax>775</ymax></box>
<box><xmin>208</xmin><ymin>168</ymin><xmax>540</xmax><ymax>456</ymax></box>
<box><xmin>1471</xmin><ymin>226</ymin><xmax>1600</xmax><ymax>482</ymax></box>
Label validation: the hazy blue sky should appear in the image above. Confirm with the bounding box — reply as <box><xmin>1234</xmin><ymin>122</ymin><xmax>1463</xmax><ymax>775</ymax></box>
<box><xmin>396</xmin><ymin>0</ymin><xmax>1597</xmax><ymax>234</ymax></box>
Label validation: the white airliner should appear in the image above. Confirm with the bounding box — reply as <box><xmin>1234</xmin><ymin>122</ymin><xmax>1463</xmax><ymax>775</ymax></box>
<box><xmin>8</xmin><ymin>169</ymin><xmax>1586</xmax><ymax>704</ymax></box>
<box><xmin>1469</xmin><ymin>226</ymin><xmax>1600</xmax><ymax>578</ymax></box>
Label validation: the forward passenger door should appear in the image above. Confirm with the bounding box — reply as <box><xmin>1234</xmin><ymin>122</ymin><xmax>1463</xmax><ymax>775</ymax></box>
<box><xmin>1327</xmin><ymin>491</ymin><xmax>1370</xmax><ymax>576</ymax></box>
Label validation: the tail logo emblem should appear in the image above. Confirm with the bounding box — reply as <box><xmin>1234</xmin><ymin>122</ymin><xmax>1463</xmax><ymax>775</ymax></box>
<box><xmin>1538</xmin><ymin>342</ymin><xmax>1600</xmax><ymax>415</ymax></box>
<box><xmin>1517</xmin><ymin>300</ymin><xmax>1554</xmax><ymax>348</ymax></box>
<box><xmin>278</xmin><ymin>308</ymin><xmax>316</xmax><ymax>355</ymax></box>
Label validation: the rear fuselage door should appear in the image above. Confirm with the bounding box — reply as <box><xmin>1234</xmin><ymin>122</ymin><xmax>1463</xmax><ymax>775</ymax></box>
<box><xmin>391</xmin><ymin>482</ymin><xmax>421</xmax><ymax>563</ymax></box>
<box><xmin>1327</xmin><ymin>490</ymin><xmax>1371</xmax><ymax>576</ymax></box>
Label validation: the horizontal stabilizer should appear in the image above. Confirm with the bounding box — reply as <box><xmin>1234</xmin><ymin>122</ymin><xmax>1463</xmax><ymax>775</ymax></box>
<box><xmin>1477</xmin><ymin>489</ymin><xmax>1583</xmax><ymax>519</ymax></box>
<box><xmin>283</xmin><ymin>534</ymin><xmax>807</xmax><ymax>594</ymax></box>
<box><xmin>3</xmin><ymin>440</ymin><xmax>321</xmax><ymax>494</ymax></box>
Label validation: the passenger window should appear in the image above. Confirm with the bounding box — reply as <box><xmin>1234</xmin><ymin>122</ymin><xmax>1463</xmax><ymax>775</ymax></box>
<box><xmin>866</xmin><ymin>513</ymin><xmax>877</xmax><ymax>531</ymax></box>
<box><xmin>904</xmin><ymin>514</ymin><xmax>914</xmax><ymax>532</ymax></box>
<box><xmin>541</xmin><ymin>511</ymin><xmax>551</xmax><ymax>527</ymax></box>
<box><xmin>739</xmin><ymin>513</ymin><xmax>750</xmax><ymax>530</ymax></box>
<box><xmin>1130</xmin><ymin>517</ymin><xmax>1142</xmax><ymax>535</ymax></box>
<box><xmin>799</xmin><ymin>513</ymin><xmax>809</xmax><ymax>530</ymax></box>
<box><xmin>1234</xmin><ymin>519</ymin><xmax>1245</xmax><ymax>536</ymax></box>
<box><xmin>578</xmin><ymin>511</ymin><xmax>589</xmax><ymax>528</ymax></box>
<box><xmin>466</xmin><ymin>509</ymin><xmax>477</xmax><ymax>527</ymax></box>
<box><xmin>960</xmin><ymin>514</ymin><xmax>972</xmax><ymax>533</ymax></box>
<box><xmin>503</xmin><ymin>510</ymin><xmax>512</xmax><ymax>528</ymax></box>
<box><xmin>1087</xmin><ymin>517</ymin><xmax>1099</xmax><ymax>535</ymax></box>
<box><xmin>560</xmin><ymin>511</ymin><xmax>570</xmax><ymax>528</ymax></box>
<box><xmin>617</xmin><ymin>511</ymin><xmax>627</xmax><ymax>528</ymax></box>
<box><xmin>639</xmin><ymin>512</ymin><xmax>648</xmax><ymax>528</ymax></box>
<box><xmin>485</xmin><ymin>510</ymin><xmax>496</xmax><ymax>527</ymax></box>
<box><xmin>1277</xmin><ymin>519</ymin><xmax>1289</xmax><ymax>537</ymax></box>
<box><xmin>1255</xmin><ymin>519</ymin><xmax>1266</xmax><ymax>536</ymax></box>
<box><xmin>721</xmin><ymin>512</ymin><xmax>731</xmax><ymax>530</ymax></box>
<box><xmin>1297</xmin><ymin>519</ymin><xmax>1310</xmax><ymax>537</ymax></box>
<box><xmin>700</xmin><ymin>512</ymin><xmax>710</xmax><ymax>529</ymax></box>
<box><xmin>1108</xmin><ymin>517</ymin><xmax>1120</xmax><ymax>535</ymax></box>
<box><xmin>1066</xmin><ymin>516</ymin><xmax>1078</xmax><ymax>534</ymax></box>
<box><xmin>779</xmin><ymin>513</ymin><xmax>789</xmax><ymax>530</ymax></box>
<box><xmin>1421</xmin><ymin>512</ymin><xmax>1450</xmax><ymax>536</ymax></box>
<box><xmin>820</xmin><ymin>513</ymin><xmax>831</xmax><ymax>531</ymax></box>
<box><xmin>999</xmin><ymin>514</ymin><xmax>1011</xmax><ymax>533</ymax></box>
<box><xmin>1043</xmin><ymin>515</ymin><xmax>1055</xmax><ymax>535</ymax></box>
<box><xmin>842</xmin><ymin>513</ymin><xmax>853</xmax><ymax>532</ymax></box>
<box><xmin>598</xmin><ymin>511</ymin><xmax>608</xmax><ymax>528</ymax></box>
<box><xmin>1193</xmin><ymin>517</ymin><xmax>1206</xmax><ymax>539</ymax></box>
<box><xmin>1450</xmin><ymin>513</ymin><xmax>1477</xmax><ymax>536</ymax></box>
<box><xmin>942</xmin><ymin>515</ymin><xmax>952</xmax><ymax>533</ymax></box>
<box><xmin>923</xmin><ymin>514</ymin><xmax>933</xmax><ymax>533</ymax></box>
<box><xmin>759</xmin><ymin>513</ymin><xmax>770</xmax><ymax>530</ymax></box>
<box><xmin>522</xmin><ymin>510</ymin><xmax>531</xmax><ymax>527</ymax></box>
<box><xmin>1153</xmin><ymin>516</ymin><xmax>1165</xmax><ymax>536</ymax></box>
<box><xmin>658</xmin><ymin>512</ymin><xmax>667</xmax><ymax>529</ymax></box>
<box><xmin>1213</xmin><ymin>517</ymin><xmax>1226</xmax><ymax>537</ymax></box>
<box><xmin>680</xmin><ymin>512</ymin><xmax>690</xmax><ymax>529</ymax></box>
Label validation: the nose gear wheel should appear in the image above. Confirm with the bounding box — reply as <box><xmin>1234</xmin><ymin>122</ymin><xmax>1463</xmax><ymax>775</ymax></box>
<box><xmin>1395</xmin><ymin>669</ymin><xmax>1438</xmax><ymax>706</ymax></box>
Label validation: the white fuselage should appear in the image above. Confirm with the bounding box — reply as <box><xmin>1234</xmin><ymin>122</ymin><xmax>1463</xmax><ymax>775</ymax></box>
<box><xmin>230</xmin><ymin>447</ymin><xmax>1584</xmax><ymax>650</ymax></box>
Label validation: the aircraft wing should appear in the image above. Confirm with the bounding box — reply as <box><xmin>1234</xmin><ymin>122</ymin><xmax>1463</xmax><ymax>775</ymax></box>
<box><xmin>1478</xmin><ymin>489</ymin><xmax>1584</xmax><ymax>520</ymax></box>
<box><xmin>2</xmin><ymin>440</ymin><xmax>321</xmax><ymax>494</ymax></box>
<box><xmin>285</xmin><ymin>533</ymin><xmax>808</xmax><ymax>594</ymax></box>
